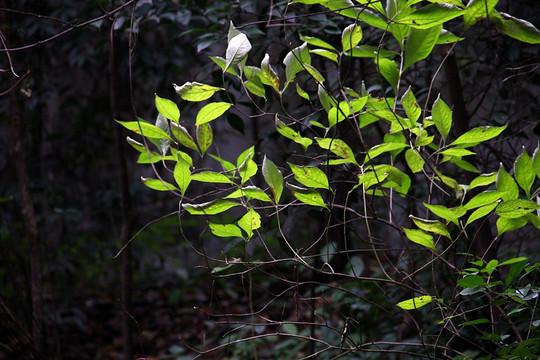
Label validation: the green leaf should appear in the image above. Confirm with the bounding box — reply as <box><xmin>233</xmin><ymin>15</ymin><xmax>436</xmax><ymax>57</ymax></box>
<box><xmin>328</xmin><ymin>101</ymin><xmax>351</xmax><ymax>128</ymax></box>
<box><xmin>401</xmin><ymin>86</ymin><xmax>421</xmax><ymax>122</ymax></box>
<box><xmin>191</xmin><ymin>171</ymin><xmax>234</xmax><ymax>184</ymax></box>
<box><xmin>173</xmin><ymin>81</ymin><xmax>223</xmax><ymax>102</ymax></box>
<box><xmin>396</xmin><ymin>295</ymin><xmax>432</xmax><ymax>310</ymax></box>
<box><xmin>424</xmin><ymin>203</ymin><xmax>463</xmax><ymax>226</ymax></box>
<box><xmin>310</xmin><ymin>48</ymin><xmax>339</xmax><ymax>63</ymax></box>
<box><xmin>210</xmin><ymin>154</ymin><xmax>236</xmax><ymax>172</ymax></box>
<box><xmin>346</xmin><ymin>45</ymin><xmax>397</xmax><ymax>58</ymax></box>
<box><xmin>376</xmin><ymin>165</ymin><xmax>411</xmax><ymax>195</ymax></box>
<box><xmin>196</xmin><ymin>123</ymin><xmax>213</xmax><ymax>156</ymax></box>
<box><xmin>155</xmin><ymin>114</ymin><xmax>171</xmax><ymax>155</ymax></box>
<box><xmin>357</xmin><ymin>169</ymin><xmax>388</xmax><ymax>190</ymax></box>
<box><xmin>464</xmin><ymin>190</ymin><xmax>505</xmax><ymax>210</ymax></box>
<box><xmin>238</xmin><ymin>208</ymin><xmax>261</xmax><ymax>240</ymax></box>
<box><xmin>364</xmin><ymin>143</ymin><xmax>408</xmax><ymax>164</ymax></box>
<box><xmin>261</xmin><ymin>53</ymin><xmax>280</xmax><ymax>92</ymax></box>
<box><xmin>490</xmin><ymin>11</ymin><xmax>540</xmax><ymax>44</ymax></box>
<box><xmin>304</xmin><ymin>63</ymin><xmax>325</xmax><ymax>83</ymax></box>
<box><xmin>244</xmin><ymin>77</ymin><xmax>266</xmax><ymax>99</ymax></box>
<box><xmin>533</xmin><ymin>142</ymin><xmax>540</xmax><ymax>179</ymax></box>
<box><xmin>449</xmin><ymin>125</ymin><xmax>507</xmax><ymax>147</ymax></box>
<box><xmin>209</xmin><ymin>56</ymin><xmax>238</xmax><ymax>76</ymax></box>
<box><xmin>276</xmin><ymin>115</ymin><xmax>313</xmax><ymax>150</ymax></box>
<box><xmin>401</xmin><ymin>4</ymin><xmax>464</xmax><ymax>29</ymax></box>
<box><xmin>225</xmin><ymin>186</ymin><xmax>273</xmax><ymax>203</ymax></box>
<box><xmin>155</xmin><ymin>94</ymin><xmax>180</xmax><ymax>123</ymax></box>
<box><xmin>170</xmin><ymin>122</ymin><xmax>199</xmax><ymax>152</ymax></box>
<box><xmin>404</xmin><ymin>24</ymin><xmax>442</xmax><ymax>69</ymax></box>
<box><xmin>465</xmin><ymin>203</ymin><xmax>498</xmax><ymax>227</ymax></box>
<box><xmin>440</xmin><ymin>148</ymin><xmax>476</xmax><ymax>157</ymax></box>
<box><xmin>195</xmin><ymin>102</ymin><xmax>232</xmax><ymax>126</ymax></box>
<box><xmin>458</xmin><ymin>275</ymin><xmax>486</xmax><ymax>288</ymax></box>
<box><xmin>237</xmin><ymin>146</ymin><xmax>258</xmax><ymax>185</ymax></box>
<box><xmin>183</xmin><ymin>199</ymin><xmax>241</xmax><ymax>215</ymax></box>
<box><xmin>299</xmin><ymin>33</ymin><xmax>337</xmax><ymax>51</ymax></box>
<box><xmin>262</xmin><ymin>156</ymin><xmax>283</xmax><ymax>203</ymax></box>
<box><xmin>410</xmin><ymin>215</ymin><xmax>451</xmax><ymax>238</ymax></box>
<box><xmin>316</xmin><ymin>138</ymin><xmax>358</xmax><ymax>165</ymax></box>
<box><xmin>296</xmin><ymin>84</ymin><xmax>310</xmax><ymax>101</ymax></box>
<box><xmin>173</xmin><ymin>159</ymin><xmax>191</xmax><ymax>195</ymax></box>
<box><xmin>116</xmin><ymin>119</ymin><xmax>173</xmax><ymax>141</ymax></box>
<box><xmin>376</xmin><ymin>58</ymin><xmax>400</xmax><ymax>94</ymax></box>
<box><xmin>463</xmin><ymin>0</ymin><xmax>498</xmax><ymax>30</ymax></box>
<box><xmin>514</xmin><ymin>148</ymin><xmax>535</xmax><ymax>198</ymax></box>
<box><xmin>499</xmin><ymin>257</ymin><xmax>529</xmax><ymax>266</ymax></box>
<box><xmin>448</xmin><ymin>157</ymin><xmax>478</xmax><ymax>173</ymax></box>
<box><xmin>283</xmin><ymin>42</ymin><xmax>311</xmax><ymax>89</ymax></box>
<box><xmin>496</xmin><ymin>199</ymin><xmax>540</xmax><ymax>218</ymax></box>
<box><xmin>496</xmin><ymin>216</ymin><xmax>528</xmax><ymax>236</ymax></box>
<box><xmin>405</xmin><ymin>148</ymin><xmax>425</xmax><ymax>173</ymax></box>
<box><xmin>141</xmin><ymin>177</ymin><xmax>179</xmax><ymax>192</ymax></box>
<box><xmin>469</xmin><ymin>172</ymin><xmax>497</xmax><ymax>191</ymax></box>
<box><xmin>318</xmin><ymin>84</ymin><xmax>335</xmax><ymax>112</ymax></box>
<box><xmin>403</xmin><ymin>228</ymin><xmax>437</xmax><ymax>251</ymax></box>
<box><xmin>341</xmin><ymin>23</ymin><xmax>363</xmax><ymax>52</ymax></box>
<box><xmin>431</xmin><ymin>94</ymin><xmax>452</xmax><ymax>142</ymax></box>
<box><xmin>496</xmin><ymin>165</ymin><xmax>519</xmax><ymax>201</ymax></box>
<box><xmin>289</xmin><ymin>163</ymin><xmax>329</xmax><ymax>190</ymax></box>
<box><xmin>436</xmin><ymin>29</ymin><xmax>464</xmax><ymax>44</ymax></box>
<box><xmin>225</xmin><ymin>33</ymin><xmax>252</xmax><ymax>72</ymax></box>
<box><xmin>286</xmin><ymin>183</ymin><xmax>328</xmax><ymax>209</ymax></box>
<box><xmin>209</xmin><ymin>223</ymin><xmax>244</xmax><ymax>238</ymax></box>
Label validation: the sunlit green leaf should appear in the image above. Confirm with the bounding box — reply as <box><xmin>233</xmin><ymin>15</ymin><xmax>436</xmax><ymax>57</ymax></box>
<box><xmin>496</xmin><ymin>216</ymin><xmax>528</xmax><ymax>236</ymax></box>
<box><xmin>237</xmin><ymin>146</ymin><xmax>258</xmax><ymax>185</ymax></box>
<box><xmin>341</xmin><ymin>23</ymin><xmax>363</xmax><ymax>52</ymax></box>
<box><xmin>463</xmin><ymin>0</ymin><xmax>498</xmax><ymax>30</ymax></box>
<box><xmin>376</xmin><ymin>58</ymin><xmax>400</xmax><ymax>94</ymax></box>
<box><xmin>310</xmin><ymin>48</ymin><xmax>339</xmax><ymax>63</ymax></box>
<box><xmin>225</xmin><ymin>186</ymin><xmax>273</xmax><ymax>203</ymax></box>
<box><xmin>289</xmin><ymin>163</ymin><xmax>329</xmax><ymax>190</ymax></box>
<box><xmin>173</xmin><ymin>159</ymin><xmax>191</xmax><ymax>195</ymax></box>
<box><xmin>496</xmin><ymin>199</ymin><xmax>540</xmax><ymax>218</ymax></box>
<box><xmin>197</xmin><ymin>123</ymin><xmax>213</xmax><ymax>156</ymax></box>
<box><xmin>261</xmin><ymin>53</ymin><xmax>280</xmax><ymax>92</ymax></box>
<box><xmin>316</xmin><ymin>138</ymin><xmax>358</xmax><ymax>165</ymax></box>
<box><xmin>400</xmin><ymin>4</ymin><xmax>463</xmax><ymax>29</ymax></box>
<box><xmin>490</xmin><ymin>10</ymin><xmax>540</xmax><ymax>44</ymax></box>
<box><xmin>296</xmin><ymin>84</ymin><xmax>310</xmax><ymax>101</ymax></box>
<box><xmin>404</xmin><ymin>24</ymin><xmax>441</xmax><ymax>69</ymax></box>
<box><xmin>469</xmin><ymin>172</ymin><xmax>497</xmax><ymax>191</ymax></box>
<box><xmin>276</xmin><ymin>116</ymin><xmax>313</xmax><ymax>150</ymax></box>
<box><xmin>155</xmin><ymin>94</ymin><xmax>180</xmax><ymax>123</ymax></box>
<box><xmin>396</xmin><ymin>295</ymin><xmax>432</xmax><ymax>310</ymax></box>
<box><xmin>209</xmin><ymin>223</ymin><xmax>244</xmax><ymax>238</ymax></box>
<box><xmin>449</xmin><ymin>125</ymin><xmax>507</xmax><ymax>147</ymax></box>
<box><xmin>432</xmin><ymin>94</ymin><xmax>452</xmax><ymax>142</ymax></box>
<box><xmin>346</xmin><ymin>45</ymin><xmax>397</xmax><ymax>58</ymax></box>
<box><xmin>364</xmin><ymin>143</ymin><xmax>408</xmax><ymax>164</ymax></box>
<box><xmin>141</xmin><ymin>177</ymin><xmax>179</xmax><ymax>192</ymax></box>
<box><xmin>262</xmin><ymin>156</ymin><xmax>283</xmax><ymax>203</ymax></box>
<box><xmin>405</xmin><ymin>148</ymin><xmax>425</xmax><ymax>173</ymax></box>
<box><xmin>533</xmin><ymin>142</ymin><xmax>540</xmax><ymax>179</ymax></box>
<box><xmin>195</xmin><ymin>102</ymin><xmax>232</xmax><ymax>126</ymax></box>
<box><xmin>401</xmin><ymin>86</ymin><xmax>421</xmax><ymax>122</ymax></box>
<box><xmin>183</xmin><ymin>199</ymin><xmax>240</xmax><ymax>215</ymax></box>
<box><xmin>238</xmin><ymin>208</ymin><xmax>261</xmax><ymax>240</ymax></box>
<box><xmin>514</xmin><ymin>148</ymin><xmax>535</xmax><ymax>198</ymax></box>
<box><xmin>286</xmin><ymin>183</ymin><xmax>328</xmax><ymax>209</ymax></box>
<box><xmin>191</xmin><ymin>171</ymin><xmax>234</xmax><ymax>184</ymax></box>
<box><xmin>173</xmin><ymin>81</ymin><xmax>223</xmax><ymax>102</ymax></box>
<box><xmin>403</xmin><ymin>228</ymin><xmax>437</xmax><ymax>251</ymax></box>
<box><xmin>116</xmin><ymin>119</ymin><xmax>173</xmax><ymax>141</ymax></box>
<box><xmin>424</xmin><ymin>203</ymin><xmax>463</xmax><ymax>226</ymax></box>
<box><xmin>465</xmin><ymin>203</ymin><xmax>498</xmax><ymax>227</ymax></box>
<box><xmin>496</xmin><ymin>165</ymin><xmax>519</xmax><ymax>201</ymax></box>
<box><xmin>464</xmin><ymin>191</ymin><xmax>505</xmax><ymax>210</ymax></box>
<box><xmin>410</xmin><ymin>215</ymin><xmax>451</xmax><ymax>238</ymax></box>
<box><xmin>170</xmin><ymin>122</ymin><xmax>199</xmax><ymax>152</ymax></box>
<box><xmin>283</xmin><ymin>42</ymin><xmax>311</xmax><ymax>89</ymax></box>
<box><xmin>299</xmin><ymin>33</ymin><xmax>337</xmax><ymax>51</ymax></box>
